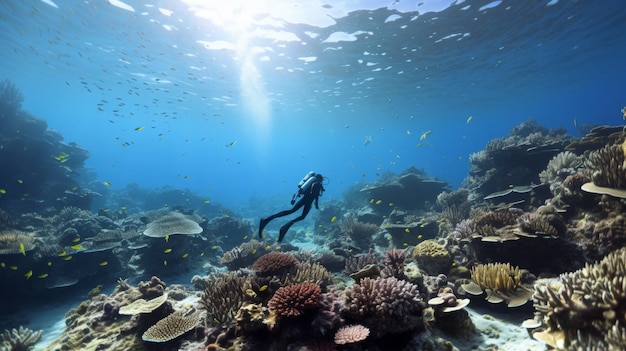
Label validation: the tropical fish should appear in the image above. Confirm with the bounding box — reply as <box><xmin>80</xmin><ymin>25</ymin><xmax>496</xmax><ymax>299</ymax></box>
<box><xmin>70</xmin><ymin>244</ymin><xmax>83</xmax><ymax>250</ymax></box>
<box><xmin>388</xmin><ymin>202</ymin><xmax>394</xmax><ymax>206</ymax></box>
<box><xmin>330</xmin><ymin>216</ymin><xmax>337</xmax><ymax>223</ymax></box>
<box><xmin>47</xmin><ymin>261</ymin><xmax>52</xmax><ymax>266</ymax></box>
<box><xmin>165</xmin><ymin>234</ymin><xmax>169</xmax><ymax>242</ymax></box>
<box><xmin>404</xmin><ymin>228</ymin><xmax>410</xmax><ymax>233</ymax></box>
<box><xmin>418</xmin><ymin>235</ymin><xmax>423</xmax><ymax>239</ymax></box>
<box><xmin>17</xmin><ymin>179</ymin><xmax>23</xmax><ymax>184</ymax></box>
<box><xmin>163</xmin><ymin>260</ymin><xmax>168</xmax><ymax>266</ymax></box>
<box><xmin>403</xmin><ymin>242</ymin><xmax>408</xmax><ymax>247</ymax></box>
<box><xmin>275</xmin><ymin>246</ymin><xmax>281</xmax><ymax>251</ymax></box>
<box><xmin>406</xmin><ymin>130</ymin><xmax>412</xmax><ymax>135</ymax></box>
<box><xmin>63</xmin><ymin>255</ymin><xmax>73</xmax><ymax>261</ymax></box>
<box><xmin>134</xmin><ymin>126</ymin><xmax>144</xmax><ymax>131</ymax></box>
<box><xmin>9</xmin><ymin>266</ymin><xmax>18</xmax><ymax>270</ymax></box>
<box><xmin>181</xmin><ymin>253</ymin><xmax>189</xmax><ymax>258</ymax></box>
<box><xmin>99</xmin><ymin>261</ymin><xmax>108</xmax><ymax>266</ymax></box>
<box><xmin>1</xmin><ymin>262</ymin><xmax>5</xmax><ymax>268</ymax></box>
<box><xmin>226</xmin><ymin>141</ymin><xmax>237</xmax><ymax>147</ymax></box>
<box><xmin>164</xmin><ymin>248</ymin><xmax>172</xmax><ymax>253</ymax></box>
<box><xmin>72</xmin><ymin>237</ymin><xmax>81</xmax><ymax>243</ymax></box>
<box><xmin>370</xmin><ymin>199</ymin><xmax>374</xmax><ymax>203</ymax></box>
<box><xmin>259</xmin><ymin>285</ymin><xmax>268</xmax><ymax>292</ymax></box>
<box><xmin>420</xmin><ymin>130</ymin><xmax>432</xmax><ymax>140</ymax></box>
<box><xmin>375</xmin><ymin>200</ymin><xmax>382</xmax><ymax>205</ymax></box>
<box><xmin>200</xmin><ymin>252</ymin><xmax>205</xmax><ymax>257</ymax></box>
<box><xmin>265</xmin><ymin>245</ymin><xmax>271</xmax><ymax>250</ymax></box>
<box><xmin>251</xmin><ymin>249</ymin><xmax>257</xmax><ymax>255</ymax></box>
<box><xmin>211</xmin><ymin>245</ymin><xmax>218</xmax><ymax>250</ymax></box>
<box><xmin>58</xmin><ymin>251</ymin><xmax>67</xmax><ymax>257</ymax></box>
<box><xmin>243</xmin><ymin>235</ymin><xmax>248</xmax><ymax>240</ymax></box>
<box><xmin>25</xmin><ymin>270</ymin><xmax>32</xmax><ymax>279</ymax></box>
<box><xmin>19</xmin><ymin>243</ymin><xmax>26</xmax><ymax>256</ymax></box>
<box><xmin>203</xmin><ymin>199</ymin><xmax>210</xmax><ymax>204</ymax></box>
<box><xmin>38</xmin><ymin>273</ymin><xmax>48</xmax><ymax>278</ymax></box>
<box><xmin>363</xmin><ymin>135</ymin><xmax>372</xmax><ymax>146</ymax></box>
<box><xmin>103</xmin><ymin>181</ymin><xmax>112</xmax><ymax>186</ymax></box>
<box><xmin>466</xmin><ymin>116</ymin><xmax>473</xmax><ymax>124</ymax></box>
<box><xmin>0</xmin><ymin>189</ymin><xmax>6</xmax><ymax>194</ymax></box>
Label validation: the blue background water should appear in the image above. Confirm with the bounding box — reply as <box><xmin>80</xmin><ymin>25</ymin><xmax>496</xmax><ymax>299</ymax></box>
<box><xmin>1</xmin><ymin>0</ymin><xmax>624</xmax><ymax>209</ymax></box>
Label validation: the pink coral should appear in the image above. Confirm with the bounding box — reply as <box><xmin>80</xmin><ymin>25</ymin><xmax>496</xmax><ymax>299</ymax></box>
<box><xmin>334</xmin><ymin>324</ymin><xmax>370</xmax><ymax>344</ymax></box>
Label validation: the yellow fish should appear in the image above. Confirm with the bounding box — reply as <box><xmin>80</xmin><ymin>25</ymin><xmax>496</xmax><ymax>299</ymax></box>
<box><xmin>203</xmin><ymin>199</ymin><xmax>210</xmax><ymax>204</ymax></box>
<box><xmin>259</xmin><ymin>285</ymin><xmax>268</xmax><ymax>292</ymax></box>
<box><xmin>47</xmin><ymin>261</ymin><xmax>52</xmax><ymax>266</ymax></box>
<box><xmin>19</xmin><ymin>243</ymin><xmax>26</xmax><ymax>256</ymax></box>
<box><xmin>17</xmin><ymin>179</ymin><xmax>23</xmax><ymax>184</ymax></box>
<box><xmin>404</xmin><ymin>228</ymin><xmax>410</xmax><ymax>233</ymax></box>
<box><xmin>1</xmin><ymin>262</ymin><xmax>5</xmax><ymax>268</ymax></box>
<box><xmin>181</xmin><ymin>253</ymin><xmax>189</xmax><ymax>258</ymax></box>
<box><xmin>70</xmin><ymin>244</ymin><xmax>83</xmax><ymax>250</ymax></box>
<box><xmin>227</xmin><ymin>141</ymin><xmax>237</xmax><ymax>147</ymax></box>
<box><xmin>25</xmin><ymin>270</ymin><xmax>33</xmax><ymax>279</ymax></box>
<box><xmin>134</xmin><ymin>126</ymin><xmax>144</xmax><ymax>131</ymax></box>
<box><xmin>243</xmin><ymin>235</ymin><xmax>248</xmax><ymax>240</ymax></box>
<box><xmin>251</xmin><ymin>249</ymin><xmax>257</xmax><ymax>255</ymax></box>
<box><xmin>265</xmin><ymin>245</ymin><xmax>271</xmax><ymax>250</ymax></box>
<box><xmin>330</xmin><ymin>216</ymin><xmax>337</xmax><ymax>223</ymax></box>
<box><xmin>72</xmin><ymin>237</ymin><xmax>81</xmax><ymax>243</ymax></box>
<box><xmin>420</xmin><ymin>130</ymin><xmax>432</xmax><ymax>140</ymax></box>
<box><xmin>164</xmin><ymin>248</ymin><xmax>172</xmax><ymax>253</ymax></box>
<box><xmin>120</xmin><ymin>206</ymin><xmax>127</xmax><ymax>211</ymax></box>
<box><xmin>58</xmin><ymin>251</ymin><xmax>67</xmax><ymax>257</ymax></box>
<box><xmin>418</xmin><ymin>235</ymin><xmax>423</xmax><ymax>239</ymax></box>
<box><xmin>38</xmin><ymin>273</ymin><xmax>48</xmax><ymax>278</ymax></box>
<box><xmin>375</xmin><ymin>200</ymin><xmax>382</xmax><ymax>205</ymax></box>
<box><xmin>370</xmin><ymin>198</ymin><xmax>374</xmax><ymax>203</ymax></box>
<box><xmin>99</xmin><ymin>261</ymin><xmax>108</xmax><ymax>266</ymax></box>
<box><xmin>200</xmin><ymin>252</ymin><xmax>205</xmax><ymax>257</ymax></box>
<box><xmin>163</xmin><ymin>260</ymin><xmax>168</xmax><ymax>266</ymax></box>
<box><xmin>103</xmin><ymin>181</ymin><xmax>112</xmax><ymax>187</ymax></box>
<box><xmin>403</xmin><ymin>242</ymin><xmax>408</xmax><ymax>247</ymax></box>
<box><xmin>0</xmin><ymin>189</ymin><xmax>6</xmax><ymax>194</ymax></box>
<box><xmin>275</xmin><ymin>245</ymin><xmax>281</xmax><ymax>251</ymax></box>
<box><xmin>63</xmin><ymin>255</ymin><xmax>73</xmax><ymax>261</ymax></box>
<box><xmin>388</xmin><ymin>202</ymin><xmax>394</xmax><ymax>207</ymax></box>
<box><xmin>9</xmin><ymin>266</ymin><xmax>18</xmax><ymax>270</ymax></box>
<box><xmin>466</xmin><ymin>116</ymin><xmax>473</xmax><ymax>124</ymax></box>
<box><xmin>211</xmin><ymin>245</ymin><xmax>218</xmax><ymax>250</ymax></box>
<box><xmin>165</xmin><ymin>234</ymin><xmax>169</xmax><ymax>242</ymax></box>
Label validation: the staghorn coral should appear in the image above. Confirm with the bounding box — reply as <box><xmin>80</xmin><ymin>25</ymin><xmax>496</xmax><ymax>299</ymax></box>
<box><xmin>0</xmin><ymin>326</ymin><xmax>42</xmax><ymax>351</ymax></box>
<box><xmin>0</xmin><ymin>230</ymin><xmax>36</xmax><ymax>255</ymax></box>
<box><xmin>532</xmin><ymin>247</ymin><xmax>626</xmax><ymax>350</ymax></box>
<box><xmin>252</xmin><ymin>252</ymin><xmax>299</xmax><ymax>277</ymax></box>
<box><xmin>142</xmin><ymin>309</ymin><xmax>201</xmax><ymax>342</ymax></box>
<box><xmin>462</xmin><ymin>262</ymin><xmax>533</xmax><ymax>307</ymax></box>
<box><xmin>343</xmin><ymin>276</ymin><xmax>425</xmax><ymax>337</ymax></box>
<box><xmin>199</xmin><ymin>272</ymin><xmax>248</xmax><ymax>327</ymax></box>
<box><xmin>333</xmin><ymin>324</ymin><xmax>369</xmax><ymax>345</ymax></box>
<box><xmin>142</xmin><ymin>211</ymin><xmax>203</xmax><ymax>237</ymax></box>
<box><xmin>268</xmin><ymin>282</ymin><xmax>322</xmax><ymax>318</ymax></box>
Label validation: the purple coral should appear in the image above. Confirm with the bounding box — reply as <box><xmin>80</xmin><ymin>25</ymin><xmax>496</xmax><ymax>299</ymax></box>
<box><xmin>342</xmin><ymin>277</ymin><xmax>425</xmax><ymax>337</ymax></box>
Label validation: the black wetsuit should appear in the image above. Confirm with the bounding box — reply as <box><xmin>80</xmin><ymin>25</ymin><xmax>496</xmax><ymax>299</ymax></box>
<box><xmin>259</xmin><ymin>181</ymin><xmax>324</xmax><ymax>242</ymax></box>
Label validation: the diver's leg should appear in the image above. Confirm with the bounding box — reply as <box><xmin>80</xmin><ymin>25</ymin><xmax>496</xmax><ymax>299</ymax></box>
<box><xmin>259</xmin><ymin>200</ymin><xmax>305</xmax><ymax>239</ymax></box>
<box><xmin>278</xmin><ymin>203</ymin><xmax>312</xmax><ymax>242</ymax></box>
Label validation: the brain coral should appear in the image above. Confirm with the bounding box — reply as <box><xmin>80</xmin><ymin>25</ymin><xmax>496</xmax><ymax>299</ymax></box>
<box><xmin>143</xmin><ymin>212</ymin><xmax>203</xmax><ymax>237</ymax></box>
<box><xmin>533</xmin><ymin>247</ymin><xmax>626</xmax><ymax>350</ymax></box>
<box><xmin>142</xmin><ymin>310</ymin><xmax>201</xmax><ymax>342</ymax></box>
<box><xmin>343</xmin><ymin>276</ymin><xmax>425</xmax><ymax>337</ymax></box>
<box><xmin>267</xmin><ymin>282</ymin><xmax>322</xmax><ymax>318</ymax></box>
<box><xmin>252</xmin><ymin>252</ymin><xmax>299</xmax><ymax>276</ymax></box>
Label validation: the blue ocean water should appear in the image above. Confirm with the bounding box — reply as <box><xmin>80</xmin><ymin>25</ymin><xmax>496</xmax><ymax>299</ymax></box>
<box><xmin>1</xmin><ymin>0</ymin><xmax>624</xmax><ymax>209</ymax></box>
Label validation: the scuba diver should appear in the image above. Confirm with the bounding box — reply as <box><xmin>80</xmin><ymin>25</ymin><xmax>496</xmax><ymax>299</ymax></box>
<box><xmin>259</xmin><ymin>171</ymin><xmax>325</xmax><ymax>242</ymax></box>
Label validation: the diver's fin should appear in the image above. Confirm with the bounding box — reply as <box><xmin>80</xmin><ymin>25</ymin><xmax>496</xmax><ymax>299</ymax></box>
<box><xmin>259</xmin><ymin>217</ymin><xmax>270</xmax><ymax>239</ymax></box>
<box><xmin>278</xmin><ymin>222</ymin><xmax>293</xmax><ymax>242</ymax></box>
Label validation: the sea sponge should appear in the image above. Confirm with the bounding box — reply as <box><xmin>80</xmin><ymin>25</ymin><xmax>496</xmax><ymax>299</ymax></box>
<box><xmin>343</xmin><ymin>276</ymin><xmax>425</xmax><ymax>337</ymax></box>
<box><xmin>334</xmin><ymin>324</ymin><xmax>370</xmax><ymax>345</ymax></box>
<box><xmin>532</xmin><ymin>247</ymin><xmax>626</xmax><ymax>350</ymax></box>
<box><xmin>461</xmin><ymin>263</ymin><xmax>533</xmax><ymax>307</ymax></box>
<box><xmin>142</xmin><ymin>310</ymin><xmax>201</xmax><ymax>342</ymax></box>
<box><xmin>143</xmin><ymin>211</ymin><xmax>203</xmax><ymax>237</ymax></box>
<box><xmin>267</xmin><ymin>282</ymin><xmax>322</xmax><ymax>318</ymax></box>
<box><xmin>252</xmin><ymin>252</ymin><xmax>299</xmax><ymax>277</ymax></box>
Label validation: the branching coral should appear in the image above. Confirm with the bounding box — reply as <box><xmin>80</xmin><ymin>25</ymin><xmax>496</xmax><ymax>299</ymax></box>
<box><xmin>0</xmin><ymin>230</ymin><xmax>36</xmax><ymax>255</ymax></box>
<box><xmin>199</xmin><ymin>272</ymin><xmax>248</xmax><ymax>327</ymax></box>
<box><xmin>539</xmin><ymin>151</ymin><xmax>582</xmax><ymax>184</ymax></box>
<box><xmin>284</xmin><ymin>261</ymin><xmax>334</xmax><ymax>287</ymax></box>
<box><xmin>581</xmin><ymin>141</ymin><xmax>626</xmax><ymax>198</ymax></box>
<box><xmin>0</xmin><ymin>326</ymin><xmax>42</xmax><ymax>351</ymax></box>
<box><xmin>380</xmin><ymin>248</ymin><xmax>407</xmax><ymax>279</ymax></box>
<box><xmin>343</xmin><ymin>276</ymin><xmax>425</xmax><ymax>337</ymax></box>
<box><xmin>532</xmin><ymin>247</ymin><xmax>626</xmax><ymax>350</ymax></box>
<box><xmin>268</xmin><ymin>282</ymin><xmax>322</xmax><ymax>318</ymax></box>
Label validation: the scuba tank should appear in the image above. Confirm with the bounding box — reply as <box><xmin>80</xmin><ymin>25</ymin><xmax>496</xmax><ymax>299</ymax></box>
<box><xmin>291</xmin><ymin>171</ymin><xmax>315</xmax><ymax>204</ymax></box>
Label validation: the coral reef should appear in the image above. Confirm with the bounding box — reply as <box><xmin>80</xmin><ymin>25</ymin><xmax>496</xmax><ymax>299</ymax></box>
<box><xmin>412</xmin><ymin>240</ymin><xmax>451</xmax><ymax>275</ymax></box>
<box><xmin>252</xmin><ymin>252</ymin><xmax>300</xmax><ymax>277</ymax></box>
<box><xmin>343</xmin><ymin>276</ymin><xmax>425</xmax><ymax>337</ymax></box>
<box><xmin>338</xmin><ymin>215</ymin><xmax>380</xmax><ymax>250</ymax></box>
<box><xmin>333</xmin><ymin>324</ymin><xmax>369</xmax><ymax>345</ymax></box>
<box><xmin>198</xmin><ymin>273</ymin><xmax>248</xmax><ymax>327</ymax></box>
<box><xmin>461</xmin><ymin>262</ymin><xmax>533</xmax><ymax>307</ymax></box>
<box><xmin>267</xmin><ymin>282</ymin><xmax>322</xmax><ymax>318</ymax></box>
<box><xmin>581</xmin><ymin>141</ymin><xmax>626</xmax><ymax>198</ymax></box>
<box><xmin>141</xmin><ymin>310</ymin><xmax>201</xmax><ymax>342</ymax></box>
<box><xmin>142</xmin><ymin>211</ymin><xmax>203</xmax><ymax>237</ymax></box>
<box><xmin>532</xmin><ymin>247</ymin><xmax>626</xmax><ymax>350</ymax></box>
<box><xmin>0</xmin><ymin>326</ymin><xmax>43</xmax><ymax>351</ymax></box>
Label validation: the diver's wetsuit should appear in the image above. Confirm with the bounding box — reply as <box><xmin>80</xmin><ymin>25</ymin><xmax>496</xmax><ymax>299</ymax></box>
<box><xmin>259</xmin><ymin>179</ymin><xmax>324</xmax><ymax>242</ymax></box>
